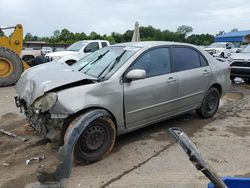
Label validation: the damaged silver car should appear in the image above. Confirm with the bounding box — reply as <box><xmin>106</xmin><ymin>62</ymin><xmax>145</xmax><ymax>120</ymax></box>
<box><xmin>15</xmin><ymin>41</ymin><xmax>231</xmax><ymax>164</ymax></box>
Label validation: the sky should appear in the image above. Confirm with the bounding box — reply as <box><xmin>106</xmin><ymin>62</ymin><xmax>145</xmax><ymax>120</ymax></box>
<box><xmin>0</xmin><ymin>0</ymin><xmax>249</xmax><ymax>37</ymax></box>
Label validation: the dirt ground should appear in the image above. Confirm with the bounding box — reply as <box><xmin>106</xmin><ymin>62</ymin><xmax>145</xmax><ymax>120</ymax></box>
<box><xmin>0</xmin><ymin>82</ymin><xmax>250</xmax><ymax>188</ymax></box>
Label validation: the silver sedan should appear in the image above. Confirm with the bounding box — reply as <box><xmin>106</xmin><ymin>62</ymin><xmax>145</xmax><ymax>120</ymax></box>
<box><xmin>15</xmin><ymin>41</ymin><xmax>231</xmax><ymax>164</ymax></box>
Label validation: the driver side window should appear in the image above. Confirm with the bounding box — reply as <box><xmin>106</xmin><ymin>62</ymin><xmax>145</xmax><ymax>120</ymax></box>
<box><xmin>130</xmin><ymin>48</ymin><xmax>171</xmax><ymax>78</ymax></box>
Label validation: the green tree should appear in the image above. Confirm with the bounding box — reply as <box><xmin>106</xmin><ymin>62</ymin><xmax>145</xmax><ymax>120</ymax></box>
<box><xmin>231</xmin><ymin>28</ymin><xmax>238</xmax><ymax>32</ymax></box>
<box><xmin>176</xmin><ymin>25</ymin><xmax>193</xmax><ymax>36</ymax></box>
<box><xmin>53</xmin><ymin>30</ymin><xmax>60</xmax><ymax>38</ymax></box>
<box><xmin>24</xmin><ymin>33</ymin><xmax>33</xmax><ymax>41</ymax></box>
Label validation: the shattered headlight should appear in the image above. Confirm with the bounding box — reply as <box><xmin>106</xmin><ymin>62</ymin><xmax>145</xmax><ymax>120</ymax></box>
<box><xmin>33</xmin><ymin>92</ymin><xmax>58</xmax><ymax>113</ymax></box>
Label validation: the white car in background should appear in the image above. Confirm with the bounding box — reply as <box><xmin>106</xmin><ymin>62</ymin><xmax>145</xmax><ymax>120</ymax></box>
<box><xmin>203</xmin><ymin>42</ymin><xmax>238</xmax><ymax>58</ymax></box>
<box><xmin>228</xmin><ymin>44</ymin><xmax>250</xmax><ymax>83</ymax></box>
<box><xmin>45</xmin><ymin>40</ymin><xmax>110</xmax><ymax>65</ymax></box>
<box><xmin>41</xmin><ymin>47</ymin><xmax>53</xmax><ymax>55</ymax></box>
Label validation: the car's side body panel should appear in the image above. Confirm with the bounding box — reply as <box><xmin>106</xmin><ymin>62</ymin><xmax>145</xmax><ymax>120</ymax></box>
<box><xmin>123</xmin><ymin>72</ymin><xmax>178</xmax><ymax>130</ymax></box>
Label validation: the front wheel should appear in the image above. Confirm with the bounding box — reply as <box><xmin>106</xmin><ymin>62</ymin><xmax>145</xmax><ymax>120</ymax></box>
<box><xmin>74</xmin><ymin>115</ymin><xmax>116</xmax><ymax>164</ymax></box>
<box><xmin>196</xmin><ymin>88</ymin><xmax>220</xmax><ymax>118</ymax></box>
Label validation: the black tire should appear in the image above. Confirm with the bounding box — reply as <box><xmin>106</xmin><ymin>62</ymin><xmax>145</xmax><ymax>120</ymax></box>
<box><xmin>196</xmin><ymin>87</ymin><xmax>220</xmax><ymax>118</ymax></box>
<box><xmin>0</xmin><ymin>47</ymin><xmax>23</xmax><ymax>86</ymax></box>
<box><xmin>220</xmin><ymin>53</ymin><xmax>225</xmax><ymax>58</ymax></box>
<box><xmin>230</xmin><ymin>76</ymin><xmax>235</xmax><ymax>82</ymax></box>
<box><xmin>74</xmin><ymin>115</ymin><xmax>116</xmax><ymax>164</ymax></box>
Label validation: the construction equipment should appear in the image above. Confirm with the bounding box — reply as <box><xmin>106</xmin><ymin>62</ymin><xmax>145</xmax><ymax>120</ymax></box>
<box><xmin>0</xmin><ymin>24</ymin><xmax>29</xmax><ymax>86</ymax></box>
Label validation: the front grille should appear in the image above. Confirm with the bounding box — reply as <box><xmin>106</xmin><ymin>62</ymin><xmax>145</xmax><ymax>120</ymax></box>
<box><xmin>231</xmin><ymin>61</ymin><xmax>250</xmax><ymax>67</ymax></box>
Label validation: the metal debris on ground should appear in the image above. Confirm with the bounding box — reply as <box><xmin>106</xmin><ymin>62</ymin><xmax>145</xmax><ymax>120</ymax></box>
<box><xmin>2</xmin><ymin>162</ymin><xmax>9</xmax><ymax>167</ymax></box>
<box><xmin>0</xmin><ymin>128</ymin><xmax>28</xmax><ymax>142</ymax></box>
<box><xmin>26</xmin><ymin>156</ymin><xmax>45</xmax><ymax>166</ymax></box>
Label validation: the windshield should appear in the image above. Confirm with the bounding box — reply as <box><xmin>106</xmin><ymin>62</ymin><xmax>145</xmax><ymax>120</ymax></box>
<box><xmin>42</xmin><ymin>47</ymin><xmax>52</xmax><ymax>50</ymax></box>
<box><xmin>67</xmin><ymin>41</ymin><xmax>87</xmax><ymax>51</ymax></box>
<box><xmin>208</xmin><ymin>43</ymin><xmax>226</xmax><ymax>48</ymax></box>
<box><xmin>242</xmin><ymin>45</ymin><xmax>250</xmax><ymax>53</ymax></box>
<box><xmin>72</xmin><ymin>46</ymin><xmax>141</xmax><ymax>79</ymax></box>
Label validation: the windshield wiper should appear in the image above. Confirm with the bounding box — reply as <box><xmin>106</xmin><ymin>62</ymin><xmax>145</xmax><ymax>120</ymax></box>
<box><xmin>98</xmin><ymin>50</ymin><xmax>126</xmax><ymax>79</ymax></box>
<box><xmin>79</xmin><ymin>50</ymin><xmax>110</xmax><ymax>72</ymax></box>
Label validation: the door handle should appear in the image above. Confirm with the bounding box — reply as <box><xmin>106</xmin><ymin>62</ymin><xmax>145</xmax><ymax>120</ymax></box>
<box><xmin>202</xmin><ymin>70</ymin><xmax>210</xmax><ymax>75</ymax></box>
<box><xmin>167</xmin><ymin>77</ymin><xmax>176</xmax><ymax>83</ymax></box>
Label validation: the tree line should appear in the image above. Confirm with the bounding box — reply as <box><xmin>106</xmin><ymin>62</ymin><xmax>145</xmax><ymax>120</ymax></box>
<box><xmin>24</xmin><ymin>25</ymin><xmax>216</xmax><ymax>46</ymax></box>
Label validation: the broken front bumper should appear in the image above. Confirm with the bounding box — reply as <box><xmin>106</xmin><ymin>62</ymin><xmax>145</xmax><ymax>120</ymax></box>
<box><xmin>15</xmin><ymin>96</ymin><xmax>64</xmax><ymax>142</ymax></box>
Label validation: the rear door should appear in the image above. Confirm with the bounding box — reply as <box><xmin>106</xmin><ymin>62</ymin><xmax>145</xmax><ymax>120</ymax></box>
<box><xmin>172</xmin><ymin>46</ymin><xmax>211</xmax><ymax>111</ymax></box>
<box><xmin>123</xmin><ymin>47</ymin><xmax>178</xmax><ymax>129</ymax></box>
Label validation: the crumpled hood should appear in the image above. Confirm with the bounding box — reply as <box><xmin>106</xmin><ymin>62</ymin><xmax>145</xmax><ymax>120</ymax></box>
<box><xmin>45</xmin><ymin>51</ymin><xmax>79</xmax><ymax>58</ymax></box>
<box><xmin>15</xmin><ymin>62</ymin><xmax>95</xmax><ymax>106</ymax></box>
<box><xmin>230</xmin><ymin>53</ymin><xmax>250</xmax><ymax>60</ymax></box>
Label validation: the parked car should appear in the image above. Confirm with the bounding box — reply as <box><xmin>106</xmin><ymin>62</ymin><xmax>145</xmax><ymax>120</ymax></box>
<box><xmin>203</xmin><ymin>42</ymin><xmax>238</xmax><ymax>58</ymax></box>
<box><xmin>228</xmin><ymin>44</ymin><xmax>250</xmax><ymax>83</ymax></box>
<box><xmin>41</xmin><ymin>47</ymin><xmax>53</xmax><ymax>55</ymax></box>
<box><xmin>15</xmin><ymin>41</ymin><xmax>231</xmax><ymax>164</ymax></box>
<box><xmin>45</xmin><ymin>40</ymin><xmax>110</xmax><ymax>65</ymax></box>
<box><xmin>55</xmin><ymin>47</ymin><xmax>65</xmax><ymax>52</ymax></box>
<box><xmin>20</xmin><ymin>48</ymin><xmax>42</xmax><ymax>65</ymax></box>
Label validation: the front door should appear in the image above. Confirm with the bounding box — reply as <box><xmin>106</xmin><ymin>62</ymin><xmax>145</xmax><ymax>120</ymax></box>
<box><xmin>123</xmin><ymin>47</ymin><xmax>178</xmax><ymax>130</ymax></box>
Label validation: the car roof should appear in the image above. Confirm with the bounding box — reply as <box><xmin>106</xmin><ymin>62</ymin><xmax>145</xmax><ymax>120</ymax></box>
<box><xmin>112</xmin><ymin>41</ymin><xmax>197</xmax><ymax>48</ymax></box>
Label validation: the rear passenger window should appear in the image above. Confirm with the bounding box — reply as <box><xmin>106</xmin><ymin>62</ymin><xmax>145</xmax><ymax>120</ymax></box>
<box><xmin>200</xmin><ymin>55</ymin><xmax>208</xmax><ymax>66</ymax></box>
<box><xmin>101</xmin><ymin>42</ymin><xmax>108</xmax><ymax>47</ymax></box>
<box><xmin>173</xmin><ymin>47</ymin><xmax>201</xmax><ymax>71</ymax></box>
<box><xmin>130</xmin><ymin>48</ymin><xmax>171</xmax><ymax>77</ymax></box>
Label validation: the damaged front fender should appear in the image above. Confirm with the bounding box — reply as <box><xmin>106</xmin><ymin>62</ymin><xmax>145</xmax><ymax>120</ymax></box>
<box><xmin>37</xmin><ymin>109</ymin><xmax>110</xmax><ymax>184</ymax></box>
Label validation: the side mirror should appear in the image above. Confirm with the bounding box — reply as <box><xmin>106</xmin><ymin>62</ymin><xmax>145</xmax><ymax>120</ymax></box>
<box><xmin>236</xmin><ymin>49</ymin><xmax>241</xmax><ymax>53</ymax></box>
<box><xmin>84</xmin><ymin>48</ymin><xmax>92</xmax><ymax>53</ymax></box>
<box><xmin>126</xmin><ymin>69</ymin><xmax>146</xmax><ymax>81</ymax></box>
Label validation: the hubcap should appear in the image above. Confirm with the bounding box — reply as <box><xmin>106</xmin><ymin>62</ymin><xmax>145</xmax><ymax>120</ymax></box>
<box><xmin>0</xmin><ymin>58</ymin><xmax>13</xmax><ymax>77</ymax></box>
<box><xmin>206</xmin><ymin>93</ymin><xmax>217</xmax><ymax>111</ymax></box>
<box><xmin>80</xmin><ymin>124</ymin><xmax>107</xmax><ymax>153</ymax></box>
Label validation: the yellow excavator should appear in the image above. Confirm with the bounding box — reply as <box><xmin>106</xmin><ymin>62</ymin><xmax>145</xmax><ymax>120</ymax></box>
<box><xmin>0</xmin><ymin>24</ymin><xmax>30</xmax><ymax>87</ymax></box>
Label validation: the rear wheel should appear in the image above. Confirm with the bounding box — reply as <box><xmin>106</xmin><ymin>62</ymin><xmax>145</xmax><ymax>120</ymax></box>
<box><xmin>220</xmin><ymin>53</ymin><xmax>225</xmax><ymax>58</ymax></box>
<box><xmin>74</xmin><ymin>116</ymin><xmax>116</xmax><ymax>164</ymax></box>
<box><xmin>0</xmin><ymin>47</ymin><xmax>23</xmax><ymax>86</ymax></box>
<box><xmin>196</xmin><ymin>88</ymin><xmax>220</xmax><ymax>118</ymax></box>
